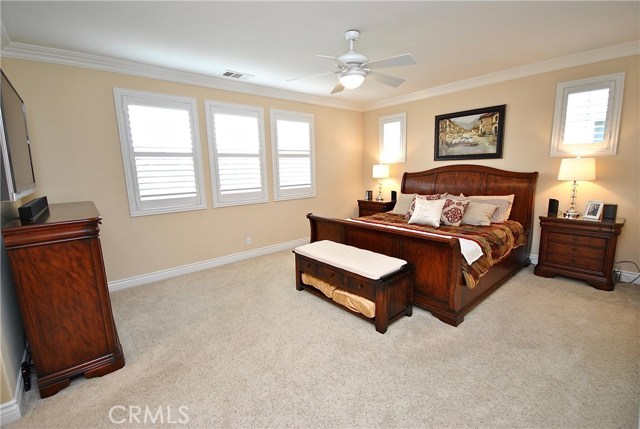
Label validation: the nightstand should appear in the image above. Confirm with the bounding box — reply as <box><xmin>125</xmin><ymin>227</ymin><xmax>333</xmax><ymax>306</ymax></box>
<box><xmin>534</xmin><ymin>216</ymin><xmax>625</xmax><ymax>291</ymax></box>
<box><xmin>357</xmin><ymin>199</ymin><xmax>396</xmax><ymax>217</ymax></box>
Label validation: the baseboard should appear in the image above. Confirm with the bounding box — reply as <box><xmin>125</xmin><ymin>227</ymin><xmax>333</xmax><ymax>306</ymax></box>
<box><xmin>109</xmin><ymin>246</ymin><xmax>638</xmax><ymax>293</ymax></box>
<box><xmin>108</xmin><ymin>237</ymin><xmax>309</xmax><ymax>292</ymax></box>
<box><xmin>0</xmin><ymin>348</ymin><xmax>28</xmax><ymax>425</ymax></box>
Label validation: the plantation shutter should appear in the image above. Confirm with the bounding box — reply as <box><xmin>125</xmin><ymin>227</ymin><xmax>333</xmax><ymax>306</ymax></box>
<box><xmin>271</xmin><ymin>110</ymin><xmax>315</xmax><ymax>200</ymax></box>
<box><xmin>114</xmin><ymin>89</ymin><xmax>205</xmax><ymax>216</ymax></box>
<box><xmin>379</xmin><ymin>113</ymin><xmax>406</xmax><ymax>164</ymax></box>
<box><xmin>563</xmin><ymin>87</ymin><xmax>611</xmax><ymax>145</ymax></box>
<box><xmin>205</xmin><ymin>102</ymin><xmax>268</xmax><ymax>207</ymax></box>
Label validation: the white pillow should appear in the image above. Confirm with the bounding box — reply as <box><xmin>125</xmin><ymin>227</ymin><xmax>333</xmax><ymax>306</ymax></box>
<box><xmin>408</xmin><ymin>197</ymin><xmax>446</xmax><ymax>227</ymax></box>
<box><xmin>461</xmin><ymin>202</ymin><xmax>498</xmax><ymax>226</ymax></box>
<box><xmin>390</xmin><ymin>193</ymin><xmax>416</xmax><ymax>215</ymax></box>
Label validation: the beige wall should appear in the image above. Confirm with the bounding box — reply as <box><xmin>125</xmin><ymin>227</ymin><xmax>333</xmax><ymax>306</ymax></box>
<box><xmin>3</xmin><ymin>56</ymin><xmax>638</xmax><ymax>281</ymax></box>
<box><xmin>2</xmin><ymin>59</ymin><xmax>364</xmax><ymax>282</ymax></box>
<box><xmin>363</xmin><ymin>55</ymin><xmax>639</xmax><ymax>266</ymax></box>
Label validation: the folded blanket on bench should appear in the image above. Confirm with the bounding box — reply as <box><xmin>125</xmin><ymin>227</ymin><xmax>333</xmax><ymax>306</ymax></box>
<box><xmin>294</xmin><ymin>240</ymin><xmax>407</xmax><ymax>280</ymax></box>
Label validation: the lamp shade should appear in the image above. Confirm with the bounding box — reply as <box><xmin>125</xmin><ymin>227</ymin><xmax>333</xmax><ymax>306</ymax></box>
<box><xmin>557</xmin><ymin>157</ymin><xmax>596</xmax><ymax>181</ymax></box>
<box><xmin>372</xmin><ymin>164</ymin><xmax>389</xmax><ymax>179</ymax></box>
<box><xmin>339</xmin><ymin>69</ymin><xmax>366</xmax><ymax>89</ymax></box>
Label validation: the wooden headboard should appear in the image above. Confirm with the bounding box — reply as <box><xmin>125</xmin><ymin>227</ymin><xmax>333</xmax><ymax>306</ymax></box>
<box><xmin>401</xmin><ymin>164</ymin><xmax>539</xmax><ymax>239</ymax></box>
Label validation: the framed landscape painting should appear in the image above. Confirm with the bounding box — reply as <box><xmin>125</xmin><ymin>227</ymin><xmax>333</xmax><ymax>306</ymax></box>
<box><xmin>434</xmin><ymin>105</ymin><xmax>506</xmax><ymax>161</ymax></box>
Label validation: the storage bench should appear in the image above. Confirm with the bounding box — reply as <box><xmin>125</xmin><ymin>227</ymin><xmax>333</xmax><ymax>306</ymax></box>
<box><xmin>293</xmin><ymin>240</ymin><xmax>414</xmax><ymax>333</ymax></box>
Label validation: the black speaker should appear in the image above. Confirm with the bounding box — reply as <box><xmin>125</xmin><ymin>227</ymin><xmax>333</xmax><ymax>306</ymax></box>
<box><xmin>603</xmin><ymin>204</ymin><xmax>618</xmax><ymax>220</ymax></box>
<box><xmin>391</xmin><ymin>190</ymin><xmax>397</xmax><ymax>201</ymax></box>
<box><xmin>547</xmin><ymin>198</ymin><xmax>559</xmax><ymax>217</ymax></box>
<box><xmin>18</xmin><ymin>196</ymin><xmax>49</xmax><ymax>222</ymax></box>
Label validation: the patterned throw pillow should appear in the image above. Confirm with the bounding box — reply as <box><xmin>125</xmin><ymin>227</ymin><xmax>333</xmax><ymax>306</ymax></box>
<box><xmin>405</xmin><ymin>193</ymin><xmax>446</xmax><ymax>219</ymax></box>
<box><xmin>440</xmin><ymin>198</ymin><xmax>470</xmax><ymax>226</ymax></box>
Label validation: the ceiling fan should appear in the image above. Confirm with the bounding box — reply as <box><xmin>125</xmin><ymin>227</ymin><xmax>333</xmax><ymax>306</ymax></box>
<box><xmin>289</xmin><ymin>30</ymin><xmax>417</xmax><ymax>94</ymax></box>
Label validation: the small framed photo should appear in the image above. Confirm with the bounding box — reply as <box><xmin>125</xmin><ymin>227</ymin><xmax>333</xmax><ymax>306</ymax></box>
<box><xmin>583</xmin><ymin>200</ymin><xmax>604</xmax><ymax>220</ymax></box>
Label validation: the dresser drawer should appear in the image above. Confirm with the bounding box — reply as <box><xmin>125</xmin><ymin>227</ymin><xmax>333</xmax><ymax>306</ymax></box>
<box><xmin>547</xmin><ymin>232</ymin><xmax>606</xmax><ymax>248</ymax></box>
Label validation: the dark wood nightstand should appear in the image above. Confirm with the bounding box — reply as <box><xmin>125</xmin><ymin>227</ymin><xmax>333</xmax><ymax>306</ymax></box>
<box><xmin>357</xmin><ymin>199</ymin><xmax>396</xmax><ymax>217</ymax></box>
<box><xmin>534</xmin><ymin>216</ymin><xmax>625</xmax><ymax>291</ymax></box>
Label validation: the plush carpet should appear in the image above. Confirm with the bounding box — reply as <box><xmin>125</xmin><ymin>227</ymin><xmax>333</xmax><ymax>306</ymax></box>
<box><xmin>7</xmin><ymin>251</ymin><xmax>640</xmax><ymax>429</ymax></box>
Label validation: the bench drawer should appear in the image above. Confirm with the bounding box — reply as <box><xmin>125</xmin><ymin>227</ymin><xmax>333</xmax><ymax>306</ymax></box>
<box><xmin>317</xmin><ymin>265</ymin><xmax>344</xmax><ymax>286</ymax></box>
<box><xmin>343</xmin><ymin>277</ymin><xmax>376</xmax><ymax>301</ymax></box>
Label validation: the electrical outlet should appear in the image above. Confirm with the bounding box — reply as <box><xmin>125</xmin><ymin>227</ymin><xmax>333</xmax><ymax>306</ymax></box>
<box><xmin>245</xmin><ymin>237</ymin><xmax>252</xmax><ymax>246</ymax></box>
<box><xmin>613</xmin><ymin>269</ymin><xmax>622</xmax><ymax>283</ymax></box>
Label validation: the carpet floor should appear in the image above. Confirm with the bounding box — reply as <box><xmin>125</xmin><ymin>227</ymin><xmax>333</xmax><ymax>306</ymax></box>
<box><xmin>7</xmin><ymin>250</ymin><xmax>640</xmax><ymax>429</ymax></box>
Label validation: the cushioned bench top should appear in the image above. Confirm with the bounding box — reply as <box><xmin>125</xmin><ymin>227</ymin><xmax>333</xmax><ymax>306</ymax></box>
<box><xmin>294</xmin><ymin>240</ymin><xmax>408</xmax><ymax>280</ymax></box>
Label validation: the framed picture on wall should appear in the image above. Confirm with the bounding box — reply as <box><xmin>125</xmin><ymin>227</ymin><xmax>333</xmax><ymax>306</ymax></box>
<box><xmin>434</xmin><ymin>105</ymin><xmax>506</xmax><ymax>161</ymax></box>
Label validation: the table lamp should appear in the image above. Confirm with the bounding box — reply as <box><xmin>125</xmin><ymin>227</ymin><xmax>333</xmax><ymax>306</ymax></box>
<box><xmin>372</xmin><ymin>164</ymin><xmax>389</xmax><ymax>201</ymax></box>
<box><xmin>557</xmin><ymin>157</ymin><xmax>596</xmax><ymax>218</ymax></box>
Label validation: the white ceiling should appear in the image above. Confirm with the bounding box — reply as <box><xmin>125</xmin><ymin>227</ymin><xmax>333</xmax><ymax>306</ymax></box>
<box><xmin>1</xmin><ymin>1</ymin><xmax>639</xmax><ymax>110</ymax></box>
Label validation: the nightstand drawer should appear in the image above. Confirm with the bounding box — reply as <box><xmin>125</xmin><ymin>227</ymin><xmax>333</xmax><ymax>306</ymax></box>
<box><xmin>547</xmin><ymin>242</ymin><xmax>605</xmax><ymax>260</ymax></box>
<box><xmin>546</xmin><ymin>252</ymin><xmax>604</xmax><ymax>272</ymax></box>
<box><xmin>547</xmin><ymin>232</ymin><xmax>606</xmax><ymax>248</ymax></box>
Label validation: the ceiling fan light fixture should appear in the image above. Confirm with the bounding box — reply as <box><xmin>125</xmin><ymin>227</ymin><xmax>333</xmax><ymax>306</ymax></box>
<box><xmin>338</xmin><ymin>69</ymin><xmax>366</xmax><ymax>89</ymax></box>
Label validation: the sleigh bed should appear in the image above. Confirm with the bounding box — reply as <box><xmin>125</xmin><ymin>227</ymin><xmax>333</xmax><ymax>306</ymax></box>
<box><xmin>306</xmin><ymin>164</ymin><xmax>538</xmax><ymax>326</ymax></box>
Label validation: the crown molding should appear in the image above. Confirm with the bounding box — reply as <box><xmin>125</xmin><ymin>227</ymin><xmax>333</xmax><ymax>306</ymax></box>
<box><xmin>1</xmin><ymin>42</ymin><xmax>364</xmax><ymax>112</ymax></box>
<box><xmin>364</xmin><ymin>40</ymin><xmax>640</xmax><ymax>111</ymax></box>
<box><xmin>2</xmin><ymin>40</ymin><xmax>638</xmax><ymax>113</ymax></box>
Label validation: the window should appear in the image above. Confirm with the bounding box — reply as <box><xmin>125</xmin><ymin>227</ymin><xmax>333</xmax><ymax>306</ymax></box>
<box><xmin>550</xmin><ymin>73</ymin><xmax>624</xmax><ymax>157</ymax></box>
<box><xmin>205</xmin><ymin>101</ymin><xmax>268</xmax><ymax>207</ymax></box>
<box><xmin>379</xmin><ymin>113</ymin><xmax>406</xmax><ymax>163</ymax></box>
<box><xmin>113</xmin><ymin>88</ymin><xmax>206</xmax><ymax>216</ymax></box>
<box><xmin>271</xmin><ymin>110</ymin><xmax>315</xmax><ymax>201</ymax></box>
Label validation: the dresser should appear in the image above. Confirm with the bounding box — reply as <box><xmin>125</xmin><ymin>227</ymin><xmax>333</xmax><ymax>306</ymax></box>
<box><xmin>357</xmin><ymin>199</ymin><xmax>396</xmax><ymax>217</ymax></box>
<box><xmin>534</xmin><ymin>216</ymin><xmax>625</xmax><ymax>291</ymax></box>
<box><xmin>2</xmin><ymin>201</ymin><xmax>125</xmax><ymax>397</ymax></box>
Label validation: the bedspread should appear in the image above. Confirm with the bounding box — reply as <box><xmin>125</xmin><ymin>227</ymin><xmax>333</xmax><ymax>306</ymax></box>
<box><xmin>353</xmin><ymin>212</ymin><xmax>526</xmax><ymax>289</ymax></box>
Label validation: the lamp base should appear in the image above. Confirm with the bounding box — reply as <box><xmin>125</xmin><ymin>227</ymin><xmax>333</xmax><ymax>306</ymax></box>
<box><xmin>563</xmin><ymin>210</ymin><xmax>580</xmax><ymax>219</ymax></box>
<box><xmin>375</xmin><ymin>194</ymin><xmax>384</xmax><ymax>202</ymax></box>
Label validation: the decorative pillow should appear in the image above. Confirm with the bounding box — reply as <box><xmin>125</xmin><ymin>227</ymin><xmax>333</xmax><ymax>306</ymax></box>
<box><xmin>440</xmin><ymin>198</ymin><xmax>470</xmax><ymax>226</ymax></box>
<box><xmin>461</xmin><ymin>202</ymin><xmax>499</xmax><ymax>226</ymax></box>
<box><xmin>408</xmin><ymin>197</ymin><xmax>446</xmax><ymax>227</ymax></box>
<box><xmin>405</xmin><ymin>193</ymin><xmax>446</xmax><ymax>220</ymax></box>
<box><xmin>465</xmin><ymin>194</ymin><xmax>514</xmax><ymax>222</ymax></box>
<box><xmin>390</xmin><ymin>193</ymin><xmax>416</xmax><ymax>215</ymax></box>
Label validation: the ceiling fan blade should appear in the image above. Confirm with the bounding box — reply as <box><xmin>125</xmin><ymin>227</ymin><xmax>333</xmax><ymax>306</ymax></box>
<box><xmin>368</xmin><ymin>71</ymin><xmax>405</xmax><ymax>88</ymax></box>
<box><xmin>316</xmin><ymin>54</ymin><xmax>338</xmax><ymax>60</ymax></box>
<box><xmin>330</xmin><ymin>81</ymin><xmax>345</xmax><ymax>94</ymax></box>
<box><xmin>366</xmin><ymin>53</ymin><xmax>417</xmax><ymax>70</ymax></box>
<box><xmin>287</xmin><ymin>70</ymin><xmax>336</xmax><ymax>82</ymax></box>
<box><xmin>317</xmin><ymin>54</ymin><xmax>346</xmax><ymax>66</ymax></box>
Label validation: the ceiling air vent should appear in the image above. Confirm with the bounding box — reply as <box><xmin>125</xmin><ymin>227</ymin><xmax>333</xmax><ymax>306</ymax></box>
<box><xmin>221</xmin><ymin>70</ymin><xmax>253</xmax><ymax>80</ymax></box>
